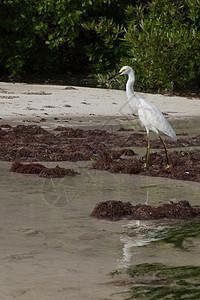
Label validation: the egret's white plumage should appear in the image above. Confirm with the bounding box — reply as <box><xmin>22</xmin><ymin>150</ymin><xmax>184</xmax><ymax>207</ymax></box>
<box><xmin>110</xmin><ymin>66</ymin><xmax>177</xmax><ymax>167</ymax></box>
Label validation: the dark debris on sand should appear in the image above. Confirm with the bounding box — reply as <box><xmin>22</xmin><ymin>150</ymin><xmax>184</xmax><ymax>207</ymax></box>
<box><xmin>93</xmin><ymin>149</ymin><xmax>200</xmax><ymax>182</ymax></box>
<box><xmin>9</xmin><ymin>161</ymin><xmax>79</xmax><ymax>178</ymax></box>
<box><xmin>1</xmin><ymin>124</ymin><xmax>200</xmax><ymax>162</ymax></box>
<box><xmin>91</xmin><ymin>200</ymin><xmax>200</xmax><ymax>221</ymax></box>
<box><xmin>1</xmin><ymin>123</ymin><xmax>200</xmax><ymax>182</ymax></box>
<box><xmin>0</xmin><ymin>124</ymin><xmax>138</xmax><ymax>162</ymax></box>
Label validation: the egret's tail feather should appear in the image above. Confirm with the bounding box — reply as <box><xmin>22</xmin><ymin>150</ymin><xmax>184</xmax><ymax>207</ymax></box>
<box><xmin>170</xmin><ymin>130</ymin><xmax>177</xmax><ymax>142</ymax></box>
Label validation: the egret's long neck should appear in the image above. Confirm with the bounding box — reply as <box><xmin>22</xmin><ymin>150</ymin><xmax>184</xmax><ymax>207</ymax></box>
<box><xmin>126</xmin><ymin>70</ymin><xmax>139</xmax><ymax>109</ymax></box>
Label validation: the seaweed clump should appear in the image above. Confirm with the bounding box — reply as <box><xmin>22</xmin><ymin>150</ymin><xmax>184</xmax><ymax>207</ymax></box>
<box><xmin>39</xmin><ymin>165</ymin><xmax>78</xmax><ymax>178</ymax></box>
<box><xmin>9</xmin><ymin>161</ymin><xmax>79</xmax><ymax>178</ymax></box>
<box><xmin>93</xmin><ymin>149</ymin><xmax>200</xmax><ymax>183</ymax></box>
<box><xmin>10</xmin><ymin>161</ymin><xmax>46</xmax><ymax>174</ymax></box>
<box><xmin>93</xmin><ymin>150</ymin><xmax>142</xmax><ymax>174</ymax></box>
<box><xmin>91</xmin><ymin>200</ymin><xmax>133</xmax><ymax>220</ymax></box>
<box><xmin>91</xmin><ymin>200</ymin><xmax>200</xmax><ymax>221</ymax></box>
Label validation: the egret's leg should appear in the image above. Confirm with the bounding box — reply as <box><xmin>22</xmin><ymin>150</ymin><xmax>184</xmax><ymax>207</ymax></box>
<box><xmin>159</xmin><ymin>135</ymin><xmax>170</xmax><ymax>168</ymax></box>
<box><xmin>144</xmin><ymin>134</ymin><xmax>150</xmax><ymax>168</ymax></box>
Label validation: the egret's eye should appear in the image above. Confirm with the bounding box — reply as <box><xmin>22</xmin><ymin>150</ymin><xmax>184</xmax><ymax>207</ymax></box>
<box><xmin>120</xmin><ymin>69</ymin><xmax>125</xmax><ymax>73</ymax></box>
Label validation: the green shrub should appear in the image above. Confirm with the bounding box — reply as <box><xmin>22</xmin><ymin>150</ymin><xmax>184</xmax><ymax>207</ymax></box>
<box><xmin>121</xmin><ymin>0</ymin><xmax>200</xmax><ymax>92</ymax></box>
<box><xmin>0</xmin><ymin>0</ymin><xmax>199</xmax><ymax>93</ymax></box>
<box><xmin>82</xmin><ymin>17</ymin><xmax>124</xmax><ymax>73</ymax></box>
<box><xmin>0</xmin><ymin>0</ymin><xmax>129</xmax><ymax>76</ymax></box>
<box><xmin>0</xmin><ymin>0</ymin><xmax>98</xmax><ymax>75</ymax></box>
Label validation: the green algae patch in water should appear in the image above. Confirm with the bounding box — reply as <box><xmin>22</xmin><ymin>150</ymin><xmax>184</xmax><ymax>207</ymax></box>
<box><xmin>110</xmin><ymin>263</ymin><xmax>200</xmax><ymax>299</ymax></box>
<box><xmin>123</xmin><ymin>220</ymin><xmax>200</xmax><ymax>250</ymax></box>
<box><xmin>153</xmin><ymin>220</ymin><xmax>200</xmax><ymax>250</ymax></box>
<box><xmin>109</xmin><ymin>220</ymin><xmax>200</xmax><ymax>299</ymax></box>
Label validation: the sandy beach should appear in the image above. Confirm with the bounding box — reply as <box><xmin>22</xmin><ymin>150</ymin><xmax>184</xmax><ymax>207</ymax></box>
<box><xmin>1</xmin><ymin>82</ymin><xmax>200</xmax><ymax>121</ymax></box>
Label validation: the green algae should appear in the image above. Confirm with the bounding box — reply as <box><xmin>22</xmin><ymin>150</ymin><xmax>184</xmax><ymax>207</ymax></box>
<box><xmin>110</xmin><ymin>220</ymin><xmax>200</xmax><ymax>299</ymax></box>
<box><xmin>155</xmin><ymin>220</ymin><xmax>200</xmax><ymax>250</ymax></box>
<box><xmin>111</xmin><ymin>263</ymin><xmax>200</xmax><ymax>299</ymax></box>
<box><xmin>125</xmin><ymin>220</ymin><xmax>200</xmax><ymax>250</ymax></box>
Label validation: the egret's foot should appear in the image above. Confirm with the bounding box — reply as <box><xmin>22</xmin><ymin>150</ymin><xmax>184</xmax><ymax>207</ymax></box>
<box><xmin>144</xmin><ymin>163</ymin><xmax>148</xmax><ymax>169</ymax></box>
<box><xmin>166</xmin><ymin>164</ymin><xmax>170</xmax><ymax>169</ymax></box>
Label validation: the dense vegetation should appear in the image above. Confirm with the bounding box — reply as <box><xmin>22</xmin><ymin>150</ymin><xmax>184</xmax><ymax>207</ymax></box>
<box><xmin>0</xmin><ymin>0</ymin><xmax>199</xmax><ymax>92</ymax></box>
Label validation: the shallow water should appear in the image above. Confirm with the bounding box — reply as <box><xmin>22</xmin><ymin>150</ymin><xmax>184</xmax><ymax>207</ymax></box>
<box><xmin>1</xmin><ymin>117</ymin><xmax>200</xmax><ymax>299</ymax></box>
<box><xmin>1</xmin><ymin>158</ymin><xmax>200</xmax><ymax>300</ymax></box>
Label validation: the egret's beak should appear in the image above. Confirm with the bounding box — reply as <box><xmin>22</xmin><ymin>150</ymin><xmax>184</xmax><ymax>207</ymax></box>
<box><xmin>109</xmin><ymin>71</ymin><xmax>121</xmax><ymax>80</ymax></box>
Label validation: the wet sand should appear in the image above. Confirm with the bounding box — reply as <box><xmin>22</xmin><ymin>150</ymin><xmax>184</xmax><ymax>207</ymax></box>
<box><xmin>0</xmin><ymin>82</ymin><xmax>200</xmax><ymax>300</ymax></box>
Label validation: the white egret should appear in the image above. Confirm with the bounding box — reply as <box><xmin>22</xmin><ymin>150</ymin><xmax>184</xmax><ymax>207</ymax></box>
<box><xmin>110</xmin><ymin>66</ymin><xmax>177</xmax><ymax>168</ymax></box>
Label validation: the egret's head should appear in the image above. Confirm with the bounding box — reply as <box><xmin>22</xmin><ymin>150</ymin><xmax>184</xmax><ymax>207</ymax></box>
<box><xmin>109</xmin><ymin>66</ymin><xmax>133</xmax><ymax>80</ymax></box>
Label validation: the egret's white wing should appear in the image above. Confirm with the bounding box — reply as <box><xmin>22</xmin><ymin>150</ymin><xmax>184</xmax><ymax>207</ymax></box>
<box><xmin>138</xmin><ymin>98</ymin><xmax>177</xmax><ymax>141</ymax></box>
